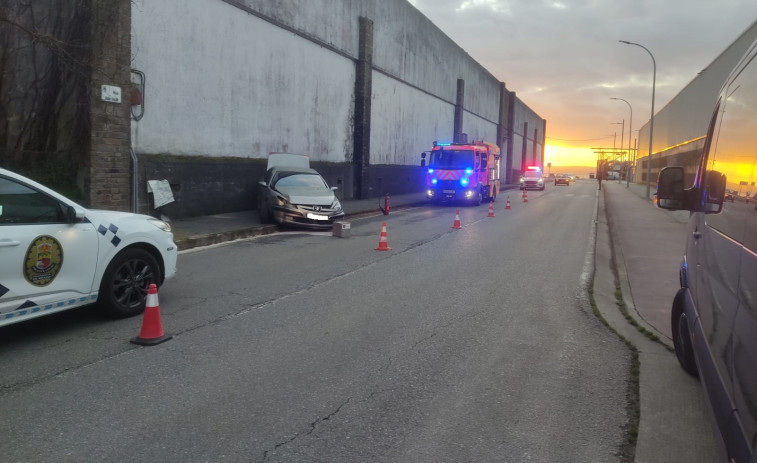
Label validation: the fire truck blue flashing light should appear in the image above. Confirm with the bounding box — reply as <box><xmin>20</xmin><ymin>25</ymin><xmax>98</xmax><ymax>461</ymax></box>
<box><xmin>428</xmin><ymin>168</ymin><xmax>435</xmax><ymax>174</ymax></box>
<box><xmin>460</xmin><ymin>178</ymin><xmax>469</xmax><ymax>187</ymax></box>
<box><xmin>465</xmin><ymin>167</ymin><xmax>473</xmax><ymax>175</ymax></box>
<box><xmin>431</xmin><ymin>178</ymin><xmax>438</xmax><ymax>184</ymax></box>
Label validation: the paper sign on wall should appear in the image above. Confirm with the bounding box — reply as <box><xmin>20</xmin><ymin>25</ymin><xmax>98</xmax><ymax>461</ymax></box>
<box><xmin>147</xmin><ymin>180</ymin><xmax>175</xmax><ymax>208</ymax></box>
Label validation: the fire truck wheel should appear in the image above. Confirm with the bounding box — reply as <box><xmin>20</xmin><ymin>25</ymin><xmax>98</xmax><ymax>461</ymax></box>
<box><xmin>474</xmin><ymin>191</ymin><xmax>482</xmax><ymax>206</ymax></box>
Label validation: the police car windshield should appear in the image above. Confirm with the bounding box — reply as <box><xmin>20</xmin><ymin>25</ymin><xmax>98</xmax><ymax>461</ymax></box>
<box><xmin>429</xmin><ymin>150</ymin><xmax>474</xmax><ymax>169</ymax></box>
<box><xmin>523</xmin><ymin>170</ymin><xmax>542</xmax><ymax>178</ymax></box>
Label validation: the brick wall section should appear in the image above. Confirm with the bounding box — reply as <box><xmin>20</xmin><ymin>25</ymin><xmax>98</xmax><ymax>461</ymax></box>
<box><xmin>87</xmin><ymin>0</ymin><xmax>132</xmax><ymax>211</ymax></box>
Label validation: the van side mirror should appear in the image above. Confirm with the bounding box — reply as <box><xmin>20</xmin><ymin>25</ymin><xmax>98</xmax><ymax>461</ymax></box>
<box><xmin>421</xmin><ymin>151</ymin><xmax>427</xmax><ymax>168</ymax></box>
<box><xmin>657</xmin><ymin>167</ymin><xmax>686</xmax><ymax>210</ymax></box>
<box><xmin>703</xmin><ymin>170</ymin><xmax>726</xmax><ymax>213</ymax></box>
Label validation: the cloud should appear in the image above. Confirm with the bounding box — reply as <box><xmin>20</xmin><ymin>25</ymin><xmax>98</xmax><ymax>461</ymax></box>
<box><xmin>410</xmin><ymin>0</ymin><xmax>757</xmax><ymax>147</ymax></box>
<box><xmin>455</xmin><ymin>0</ymin><xmax>511</xmax><ymax>14</ymax></box>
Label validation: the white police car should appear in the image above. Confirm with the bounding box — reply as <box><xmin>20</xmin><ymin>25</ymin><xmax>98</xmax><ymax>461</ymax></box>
<box><xmin>0</xmin><ymin>168</ymin><xmax>177</xmax><ymax>327</ymax></box>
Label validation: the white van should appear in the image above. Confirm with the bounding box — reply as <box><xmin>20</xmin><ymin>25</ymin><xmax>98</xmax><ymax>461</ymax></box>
<box><xmin>657</xmin><ymin>38</ymin><xmax>757</xmax><ymax>463</ymax></box>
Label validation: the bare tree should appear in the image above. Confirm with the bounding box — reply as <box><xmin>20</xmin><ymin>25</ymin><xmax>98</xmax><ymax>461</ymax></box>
<box><xmin>0</xmin><ymin>0</ymin><xmax>92</xmax><ymax>196</ymax></box>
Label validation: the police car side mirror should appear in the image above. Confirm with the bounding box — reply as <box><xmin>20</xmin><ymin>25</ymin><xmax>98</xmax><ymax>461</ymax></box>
<box><xmin>64</xmin><ymin>204</ymin><xmax>85</xmax><ymax>223</ymax></box>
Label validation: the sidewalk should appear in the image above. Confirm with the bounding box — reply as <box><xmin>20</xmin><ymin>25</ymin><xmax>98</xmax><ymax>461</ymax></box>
<box><xmin>595</xmin><ymin>181</ymin><xmax>719</xmax><ymax>463</ymax></box>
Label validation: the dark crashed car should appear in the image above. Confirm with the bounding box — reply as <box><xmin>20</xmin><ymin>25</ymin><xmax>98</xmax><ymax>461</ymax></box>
<box><xmin>257</xmin><ymin>153</ymin><xmax>344</xmax><ymax>229</ymax></box>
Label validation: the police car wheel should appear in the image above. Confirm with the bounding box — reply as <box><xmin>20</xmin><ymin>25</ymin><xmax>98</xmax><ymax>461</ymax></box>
<box><xmin>99</xmin><ymin>248</ymin><xmax>162</xmax><ymax>318</ymax></box>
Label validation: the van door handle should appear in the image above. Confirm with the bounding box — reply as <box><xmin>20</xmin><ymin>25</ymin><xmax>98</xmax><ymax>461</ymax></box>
<box><xmin>0</xmin><ymin>239</ymin><xmax>21</xmax><ymax>247</ymax></box>
<box><xmin>692</xmin><ymin>231</ymin><xmax>702</xmax><ymax>240</ymax></box>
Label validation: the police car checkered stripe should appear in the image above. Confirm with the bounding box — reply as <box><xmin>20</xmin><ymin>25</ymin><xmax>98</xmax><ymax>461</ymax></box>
<box><xmin>0</xmin><ymin>283</ymin><xmax>8</xmax><ymax>298</ymax></box>
<box><xmin>98</xmin><ymin>223</ymin><xmax>122</xmax><ymax>247</ymax></box>
<box><xmin>1</xmin><ymin>294</ymin><xmax>99</xmax><ymax>321</ymax></box>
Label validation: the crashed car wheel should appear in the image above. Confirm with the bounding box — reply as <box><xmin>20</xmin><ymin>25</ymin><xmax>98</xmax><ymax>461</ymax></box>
<box><xmin>99</xmin><ymin>248</ymin><xmax>161</xmax><ymax>318</ymax></box>
<box><xmin>258</xmin><ymin>199</ymin><xmax>272</xmax><ymax>224</ymax></box>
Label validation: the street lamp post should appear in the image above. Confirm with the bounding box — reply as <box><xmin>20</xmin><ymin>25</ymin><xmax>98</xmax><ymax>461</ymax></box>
<box><xmin>612</xmin><ymin>121</ymin><xmax>624</xmax><ymax>181</ymax></box>
<box><xmin>611</xmin><ymin>97</ymin><xmax>633</xmax><ymax>187</ymax></box>
<box><xmin>619</xmin><ymin>40</ymin><xmax>656</xmax><ymax>200</ymax></box>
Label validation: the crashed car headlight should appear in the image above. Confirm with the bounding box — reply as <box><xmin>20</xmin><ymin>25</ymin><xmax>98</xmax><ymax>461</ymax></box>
<box><xmin>148</xmin><ymin>218</ymin><xmax>172</xmax><ymax>232</ymax></box>
<box><xmin>276</xmin><ymin>194</ymin><xmax>294</xmax><ymax>208</ymax></box>
<box><xmin>331</xmin><ymin>197</ymin><xmax>342</xmax><ymax>210</ymax></box>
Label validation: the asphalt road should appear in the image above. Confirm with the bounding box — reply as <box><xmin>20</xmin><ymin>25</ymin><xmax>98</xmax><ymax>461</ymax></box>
<box><xmin>0</xmin><ymin>182</ymin><xmax>633</xmax><ymax>462</ymax></box>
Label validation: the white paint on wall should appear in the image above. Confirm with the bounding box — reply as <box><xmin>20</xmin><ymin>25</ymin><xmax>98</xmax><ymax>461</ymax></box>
<box><xmin>370</xmin><ymin>73</ymin><xmax>455</xmax><ymax>165</ymax></box>
<box><xmin>131</xmin><ymin>0</ymin><xmax>354</xmax><ymax>162</ymax></box>
<box><xmin>130</xmin><ymin>0</ymin><xmax>545</xmax><ymax>169</ymax></box>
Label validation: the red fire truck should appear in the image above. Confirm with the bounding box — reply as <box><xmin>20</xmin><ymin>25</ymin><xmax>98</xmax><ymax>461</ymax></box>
<box><xmin>421</xmin><ymin>140</ymin><xmax>501</xmax><ymax>205</ymax></box>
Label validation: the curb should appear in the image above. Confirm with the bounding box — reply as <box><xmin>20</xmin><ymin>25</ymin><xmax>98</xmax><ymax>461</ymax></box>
<box><xmin>175</xmin><ymin>225</ymin><xmax>278</xmax><ymax>250</ymax></box>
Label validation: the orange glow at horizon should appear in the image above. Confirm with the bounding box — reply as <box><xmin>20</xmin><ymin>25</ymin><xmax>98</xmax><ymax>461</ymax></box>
<box><xmin>545</xmin><ymin>144</ymin><xmax>598</xmax><ymax>169</ymax></box>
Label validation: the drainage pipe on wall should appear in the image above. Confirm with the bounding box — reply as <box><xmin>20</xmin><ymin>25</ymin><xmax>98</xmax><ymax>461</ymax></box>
<box><xmin>130</xmin><ymin>148</ymin><xmax>138</xmax><ymax>213</ymax></box>
<box><xmin>130</xmin><ymin>69</ymin><xmax>146</xmax><ymax>213</ymax></box>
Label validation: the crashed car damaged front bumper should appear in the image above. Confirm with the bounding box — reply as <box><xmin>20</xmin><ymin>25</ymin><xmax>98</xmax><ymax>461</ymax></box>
<box><xmin>272</xmin><ymin>204</ymin><xmax>345</xmax><ymax>229</ymax></box>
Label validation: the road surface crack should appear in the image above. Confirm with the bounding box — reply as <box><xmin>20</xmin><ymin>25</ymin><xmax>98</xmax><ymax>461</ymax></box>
<box><xmin>261</xmin><ymin>397</ymin><xmax>352</xmax><ymax>461</ymax></box>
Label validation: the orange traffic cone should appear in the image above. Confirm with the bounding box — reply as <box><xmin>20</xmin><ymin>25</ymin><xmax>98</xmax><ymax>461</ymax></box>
<box><xmin>375</xmin><ymin>221</ymin><xmax>392</xmax><ymax>251</ymax></box>
<box><xmin>487</xmin><ymin>200</ymin><xmax>495</xmax><ymax>217</ymax></box>
<box><xmin>130</xmin><ymin>284</ymin><xmax>172</xmax><ymax>346</ymax></box>
<box><xmin>505</xmin><ymin>196</ymin><xmax>511</xmax><ymax>210</ymax></box>
<box><xmin>523</xmin><ymin>191</ymin><xmax>528</xmax><ymax>203</ymax></box>
<box><xmin>451</xmin><ymin>209</ymin><xmax>462</xmax><ymax>229</ymax></box>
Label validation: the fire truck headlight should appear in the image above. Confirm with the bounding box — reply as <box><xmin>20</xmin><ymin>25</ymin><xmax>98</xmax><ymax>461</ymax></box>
<box><xmin>427</xmin><ymin>189</ymin><xmax>435</xmax><ymax>198</ymax></box>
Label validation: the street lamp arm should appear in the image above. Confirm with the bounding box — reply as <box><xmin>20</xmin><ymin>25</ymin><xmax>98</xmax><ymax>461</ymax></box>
<box><xmin>619</xmin><ymin>39</ymin><xmax>656</xmax><ymax>199</ymax></box>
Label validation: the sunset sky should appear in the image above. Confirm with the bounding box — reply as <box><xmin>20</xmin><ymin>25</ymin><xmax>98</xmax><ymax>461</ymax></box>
<box><xmin>409</xmin><ymin>0</ymin><xmax>757</xmax><ymax>168</ymax></box>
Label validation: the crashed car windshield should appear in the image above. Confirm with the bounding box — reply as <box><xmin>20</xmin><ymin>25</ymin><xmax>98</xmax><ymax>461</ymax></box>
<box><xmin>274</xmin><ymin>172</ymin><xmax>328</xmax><ymax>189</ymax></box>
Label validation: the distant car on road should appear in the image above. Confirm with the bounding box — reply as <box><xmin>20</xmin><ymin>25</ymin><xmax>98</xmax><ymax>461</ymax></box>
<box><xmin>554</xmin><ymin>174</ymin><xmax>570</xmax><ymax>186</ymax></box>
<box><xmin>257</xmin><ymin>153</ymin><xmax>344</xmax><ymax>229</ymax></box>
<box><xmin>724</xmin><ymin>190</ymin><xmax>735</xmax><ymax>201</ymax></box>
<box><xmin>0</xmin><ymin>168</ymin><xmax>177</xmax><ymax>327</ymax></box>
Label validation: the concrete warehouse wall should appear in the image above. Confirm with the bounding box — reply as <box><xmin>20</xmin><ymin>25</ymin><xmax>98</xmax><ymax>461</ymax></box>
<box><xmin>130</xmin><ymin>0</ymin><xmax>545</xmax><ymax>218</ymax></box>
<box><xmin>636</xmin><ymin>20</ymin><xmax>757</xmax><ymax>186</ymax></box>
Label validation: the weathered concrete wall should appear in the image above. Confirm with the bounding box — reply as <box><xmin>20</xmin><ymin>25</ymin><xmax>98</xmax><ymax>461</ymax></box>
<box><xmin>512</xmin><ymin>98</ymin><xmax>545</xmax><ymax>172</ymax></box>
<box><xmin>130</xmin><ymin>0</ymin><xmax>545</xmax><ymax>217</ymax></box>
<box><xmin>636</xmin><ymin>20</ymin><xmax>757</xmax><ymax>184</ymax></box>
<box><xmin>131</xmin><ymin>0</ymin><xmax>354</xmax><ymax>160</ymax></box>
